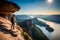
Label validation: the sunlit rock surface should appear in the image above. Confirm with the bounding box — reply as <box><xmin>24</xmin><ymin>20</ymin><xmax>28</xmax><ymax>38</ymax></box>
<box><xmin>0</xmin><ymin>17</ymin><xmax>32</xmax><ymax>40</ymax></box>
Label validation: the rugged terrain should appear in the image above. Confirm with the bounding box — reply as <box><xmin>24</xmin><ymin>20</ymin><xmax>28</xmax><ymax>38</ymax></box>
<box><xmin>0</xmin><ymin>17</ymin><xmax>32</xmax><ymax>40</ymax></box>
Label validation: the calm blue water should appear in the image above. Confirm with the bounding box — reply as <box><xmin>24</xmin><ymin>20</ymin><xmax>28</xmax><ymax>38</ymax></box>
<box><xmin>36</xmin><ymin>18</ymin><xmax>60</xmax><ymax>40</ymax></box>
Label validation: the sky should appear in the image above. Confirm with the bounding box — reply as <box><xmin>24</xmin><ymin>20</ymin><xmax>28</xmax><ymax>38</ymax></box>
<box><xmin>8</xmin><ymin>0</ymin><xmax>60</xmax><ymax>15</ymax></box>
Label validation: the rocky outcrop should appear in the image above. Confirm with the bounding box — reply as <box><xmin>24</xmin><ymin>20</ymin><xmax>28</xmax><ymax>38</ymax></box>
<box><xmin>0</xmin><ymin>17</ymin><xmax>32</xmax><ymax>40</ymax></box>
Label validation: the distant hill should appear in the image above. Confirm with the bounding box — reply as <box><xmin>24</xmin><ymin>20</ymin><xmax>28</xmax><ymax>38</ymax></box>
<box><xmin>34</xmin><ymin>15</ymin><xmax>60</xmax><ymax>24</ymax></box>
<box><xmin>16</xmin><ymin>15</ymin><xmax>30</xmax><ymax>22</ymax></box>
<box><xmin>16</xmin><ymin>15</ymin><xmax>60</xmax><ymax>24</ymax></box>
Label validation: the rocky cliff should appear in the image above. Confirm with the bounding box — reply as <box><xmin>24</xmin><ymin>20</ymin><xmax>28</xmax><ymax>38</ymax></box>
<box><xmin>0</xmin><ymin>17</ymin><xmax>32</xmax><ymax>40</ymax></box>
<box><xmin>17</xmin><ymin>20</ymin><xmax>49</xmax><ymax>40</ymax></box>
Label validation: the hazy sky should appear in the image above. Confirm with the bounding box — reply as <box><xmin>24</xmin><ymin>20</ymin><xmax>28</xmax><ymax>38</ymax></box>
<box><xmin>8</xmin><ymin>0</ymin><xmax>60</xmax><ymax>15</ymax></box>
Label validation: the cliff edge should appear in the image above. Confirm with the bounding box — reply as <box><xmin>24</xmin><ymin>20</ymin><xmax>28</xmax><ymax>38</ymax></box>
<box><xmin>0</xmin><ymin>17</ymin><xmax>32</xmax><ymax>40</ymax></box>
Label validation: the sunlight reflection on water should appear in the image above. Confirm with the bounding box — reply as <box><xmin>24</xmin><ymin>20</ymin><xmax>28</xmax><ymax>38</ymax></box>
<box><xmin>36</xmin><ymin>18</ymin><xmax>60</xmax><ymax>40</ymax></box>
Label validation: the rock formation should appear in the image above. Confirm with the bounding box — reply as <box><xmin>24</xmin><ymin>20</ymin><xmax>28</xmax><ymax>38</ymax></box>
<box><xmin>0</xmin><ymin>0</ymin><xmax>32</xmax><ymax>40</ymax></box>
<box><xmin>0</xmin><ymin>16</ymin><xmax>32</xmax><ymax>40</ymax></box>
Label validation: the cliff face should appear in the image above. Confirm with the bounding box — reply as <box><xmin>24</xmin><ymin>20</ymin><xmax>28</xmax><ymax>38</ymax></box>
<box><xmin>0</xmin><ymin>17</ymin><xmax>32</xmax><ymax>40</ymax></box>
<box><xmin>18</xmin><ymin>20</ymin><xmax>49</xmax><ymax>40</ymax></box>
